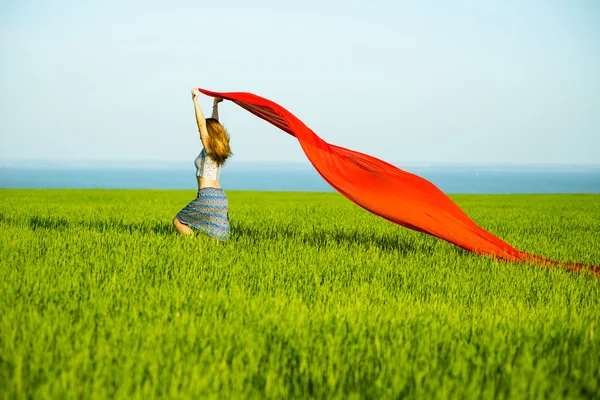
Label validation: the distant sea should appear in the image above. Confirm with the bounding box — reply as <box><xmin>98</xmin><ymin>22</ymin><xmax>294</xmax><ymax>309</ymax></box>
<box><xmin>1</xmin><ymin>161</ymin><xmax>599</xmax><ymax>194</ymax></box>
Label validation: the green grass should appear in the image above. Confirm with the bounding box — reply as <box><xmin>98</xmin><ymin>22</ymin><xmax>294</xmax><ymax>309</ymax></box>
<box><xmin>1</xmin><ymin>189</ymin><xmax>599</xmax><ymax>399</ymax></box>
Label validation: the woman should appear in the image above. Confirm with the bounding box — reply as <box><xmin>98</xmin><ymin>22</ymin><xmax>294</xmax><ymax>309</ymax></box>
<box><xmin>173</xmin><ymin>89</ymin><xmax>232</xmax><ymax>239</ymax></box>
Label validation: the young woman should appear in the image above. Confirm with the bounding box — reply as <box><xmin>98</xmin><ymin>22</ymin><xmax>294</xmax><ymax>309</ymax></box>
<box><xmin>173</xmin><ymin>89</ymin><xmax>232</xmax><ymax>239</ymax></box>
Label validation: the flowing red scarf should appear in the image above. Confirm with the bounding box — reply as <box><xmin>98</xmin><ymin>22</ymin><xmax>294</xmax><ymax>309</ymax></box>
<box><xmin>198</xmin><ymin>88</ymin><xmax>599</xmax><ymax>276</ymax></box>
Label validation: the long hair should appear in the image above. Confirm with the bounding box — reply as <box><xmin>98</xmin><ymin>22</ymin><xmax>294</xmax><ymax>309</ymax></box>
<box><xmin>204</xmin><ymin>118</ymin><xmax>232</xmax><ymax>166</ymax></box>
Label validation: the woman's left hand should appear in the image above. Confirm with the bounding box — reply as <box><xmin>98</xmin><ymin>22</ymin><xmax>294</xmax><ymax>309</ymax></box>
<box><xmin>214</xmin><ymin>97</ymin><xmax>224</xmax><ymax>104</ymax></box>
<box><xmin>191</xmin><ymin>88</ymin><xmax>201</xmax><ymax>101</ymax></box>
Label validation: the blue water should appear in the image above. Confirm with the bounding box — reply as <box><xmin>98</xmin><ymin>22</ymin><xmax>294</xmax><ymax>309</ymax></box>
<box><xmin>1</xmin><ymin>163</ymin><xmax>599</xmax><ymax>194</ymax></box>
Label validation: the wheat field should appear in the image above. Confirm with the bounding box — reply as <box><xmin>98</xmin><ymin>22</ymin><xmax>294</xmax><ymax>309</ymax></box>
<box><xmin>1</xmin><ymin>189</ymin><xmax>599</xmax><ymax>399</ymax></box>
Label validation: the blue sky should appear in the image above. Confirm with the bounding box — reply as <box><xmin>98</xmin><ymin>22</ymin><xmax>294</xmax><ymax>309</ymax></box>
<box><xmin>1</xmin><ymin>0</ymin><xmax>598</xmax><ymax>165</ymax></box>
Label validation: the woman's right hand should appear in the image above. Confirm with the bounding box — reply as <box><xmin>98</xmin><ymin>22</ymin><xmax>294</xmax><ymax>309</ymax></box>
<box><xmin>191</xmin><ymin>88</ymin><xmax>201</xmax><ymax>101</ymax></box>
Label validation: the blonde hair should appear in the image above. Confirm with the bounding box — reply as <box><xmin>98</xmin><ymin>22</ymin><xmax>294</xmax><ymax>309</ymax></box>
<box><xmin>204</xmin><ymin>118</ymin><xmax>232</xmax><ymax>166</ymax></box>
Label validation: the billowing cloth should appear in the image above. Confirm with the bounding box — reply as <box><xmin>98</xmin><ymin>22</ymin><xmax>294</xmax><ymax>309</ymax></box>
<box><xmin>197</xmin><ymin>88</ymin><xmax>599</xmax><ymax>275</ymax></box>
<box><xmin>176</xmin><ymin>187</ymin><xmax>230</xmax><ymax>240</ymax></box>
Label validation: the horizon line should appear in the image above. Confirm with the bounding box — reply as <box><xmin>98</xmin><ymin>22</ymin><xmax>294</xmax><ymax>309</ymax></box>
<box><xmin>2</xmin><ymin>158</ymin><xmax>600</xmax><ymax>165</ymax></box>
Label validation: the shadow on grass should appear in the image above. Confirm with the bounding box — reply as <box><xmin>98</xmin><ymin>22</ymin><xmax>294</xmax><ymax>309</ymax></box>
<box><xmin>8</xmin><ymin>213</ymin><xmax>445</xmax><ymax>257</ymax></box>
<box><xmin>231</xmin><ymin>221</ymin><xmax>432</xmax><ymax>256</ymax></box>
<box><xmin>24</xmin><ymin>215</ymin><xmax>174</xmax><ymax>236</ymax></box>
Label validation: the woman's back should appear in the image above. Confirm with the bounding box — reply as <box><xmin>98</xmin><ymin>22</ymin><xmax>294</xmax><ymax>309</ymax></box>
<box><xmin>195</xmin><ymin>148</ymin><xmax>221</xmax><ymax>188</ymax></box>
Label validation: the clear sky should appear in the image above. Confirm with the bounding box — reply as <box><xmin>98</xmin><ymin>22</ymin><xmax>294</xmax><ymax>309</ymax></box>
<box><xmin>1</xmin><ymin>0</ymin><xmax>598</xmax><ymax>165</ymax></box>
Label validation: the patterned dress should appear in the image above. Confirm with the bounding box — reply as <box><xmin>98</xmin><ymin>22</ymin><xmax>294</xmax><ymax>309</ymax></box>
<box><xmin>176</xmin><ymin>187</ymin><xmax>230</xmax><ymax>240</ymax></box>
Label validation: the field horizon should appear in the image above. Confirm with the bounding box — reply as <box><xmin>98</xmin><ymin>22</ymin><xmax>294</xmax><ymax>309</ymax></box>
<box><xmin>1</xmin><ymin>189</ymin><xmax>599</xmax><ymax>399</ymax></box>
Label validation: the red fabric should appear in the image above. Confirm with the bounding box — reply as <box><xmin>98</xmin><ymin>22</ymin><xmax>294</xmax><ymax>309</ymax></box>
<box><xmin>198</xmin><ymin>88</ymin><xmax>599</xmax><ymax>276</ymax></box>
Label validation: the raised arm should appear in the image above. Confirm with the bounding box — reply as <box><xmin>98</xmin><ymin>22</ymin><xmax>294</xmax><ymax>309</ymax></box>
<box><xmin>211</xmin><ymin>97</ymin><xmax>223</xmax><ymax>121</ymax></box>
<box><xmin>191</xmin><ymin>88</ymin><xmax>209</xmax><ymax>148</ymax></box>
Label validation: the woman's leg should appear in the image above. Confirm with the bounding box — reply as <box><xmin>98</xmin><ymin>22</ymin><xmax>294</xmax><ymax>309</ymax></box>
<box><xmin>173</xmin><ymin>217</ymin><xmax>194</xmax><ymax>236</ymax></box>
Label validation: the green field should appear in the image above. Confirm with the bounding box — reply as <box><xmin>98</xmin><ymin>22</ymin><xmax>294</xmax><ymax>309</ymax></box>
<box><xmin>1</xmin><ymin>189</ymin><xmax>599</xmax><ymax>399</ymax></box>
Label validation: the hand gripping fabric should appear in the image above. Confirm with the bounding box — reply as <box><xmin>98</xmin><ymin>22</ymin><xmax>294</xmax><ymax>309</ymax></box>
<box><xmin>198</xmin><ymin>88</ymin><xmax>599</xmax><ymax>276</ymax></box>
